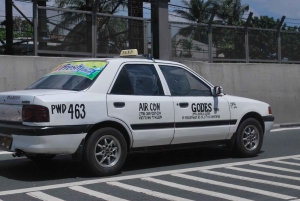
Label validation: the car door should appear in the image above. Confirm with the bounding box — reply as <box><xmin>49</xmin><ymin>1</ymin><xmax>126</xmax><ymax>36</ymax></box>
<box><xmin>107</xmin><ymin>63</ymin><xmax>175</xmax><ymax>148</ymax></box>
<box><xmin>158</xmin><ymin>65</ymin><xmax>231</xmax><ymax>144</ymax></box>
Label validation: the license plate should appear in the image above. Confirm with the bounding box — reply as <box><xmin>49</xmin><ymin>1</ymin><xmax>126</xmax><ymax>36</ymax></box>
<box><xmin>0</xmin><ymin>136</ymin><xmax>12</xmax><ymax>150</ymax></box>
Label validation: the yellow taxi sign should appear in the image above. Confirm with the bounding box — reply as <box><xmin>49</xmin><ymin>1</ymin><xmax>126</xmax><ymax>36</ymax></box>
<box><xmin>120</xmin><ymin>49</ymin><xmax>138</xmax><ymax>57</ymax></box>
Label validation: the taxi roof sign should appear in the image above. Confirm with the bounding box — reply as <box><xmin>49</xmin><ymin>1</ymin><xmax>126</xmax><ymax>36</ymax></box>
<box><xmin>120</xmin><ymin>49</ymin><xmax>138</xmax><ymax>57</ymax></box>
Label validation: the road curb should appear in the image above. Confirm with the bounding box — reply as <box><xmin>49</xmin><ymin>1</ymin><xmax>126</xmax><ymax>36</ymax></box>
<box><xmin>273</xmin><ymin>124</ymin><xmax>281</xmax><ymax>129</ymax></box>
<box><xmin>280</xmin><ymin>123</ymin><xmax>300</xmax><ymax>128</ymax></box>
<box><xmin>274</xmin><ymin>123</ymin><xmax>300</xmax><ymax>128</ymax></box>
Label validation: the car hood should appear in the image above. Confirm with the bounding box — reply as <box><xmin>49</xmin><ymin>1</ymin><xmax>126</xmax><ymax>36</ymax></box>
<box><xmin>223</xmin><ymin>94</ymin><xmax>269</xmax><ymax>105</ymax></box>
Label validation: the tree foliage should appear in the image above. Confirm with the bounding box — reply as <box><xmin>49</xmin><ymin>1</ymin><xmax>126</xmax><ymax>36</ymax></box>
<box><xmin>174</xmin><ymin>0</ymin><xmax>300</xmax><ymax>61</ymax></box>
<box><xmin>213</xmin><ymin>0</ymin><xmax>249</xmax><ymax>25</ymax></box>
<box><xmin>173</xmin><ymin>0</ymin><xmax>250</xmax><ymax>58</ymax></box>
<box><xmin>0</xmin><ymin>17</ymin><xmax>33</xmax><ymax>41</ymax></box>
<box><xmin>174</xmin><ymin>0</ymin><xmax>213</xmax><ymax>23</ymax></box>
<box><xmin>173</xmin><ymin>0</ymin><xmax>212</xmax><ymax>44</ymax></box>
<box><xmin>247</xmin><ymin>16</ymin><xmax>279</xmax><ymax>60</ymax></box>
<box><xmin>49</xmin><ymin>0</ymin><xmax>128</xmax><ymax>53</ymax></box>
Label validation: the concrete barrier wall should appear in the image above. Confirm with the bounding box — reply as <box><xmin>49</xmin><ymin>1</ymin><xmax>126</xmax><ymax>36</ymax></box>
<box><xmin>0</xmin><ymin>55</ymin><xmax>299</xmax><ymax>124</ymax></box>
<box><xmin>0</xmin><ymin>55</ymin><xmax>73</xmax><ymax>92</ymax></box>
<box><xmin>181</xmin><ymin>61</ymin><xmax>300</xmax><ymax>124</ymax></box>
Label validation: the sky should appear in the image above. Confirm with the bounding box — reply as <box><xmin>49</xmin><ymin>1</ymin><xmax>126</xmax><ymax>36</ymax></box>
<box><xmin>0</xmin><ymin>0</ymin><xmax>300</xmax><ymax>27</ymax></box>
<box><xmin>242</xmin><ymin>0</ymin><xmax>300</xmax><ymax>26</ymax></box>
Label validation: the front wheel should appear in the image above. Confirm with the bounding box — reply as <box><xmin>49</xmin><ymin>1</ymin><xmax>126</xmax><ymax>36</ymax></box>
<box><xmin>235</xmin><ymin>118</ymin><xmax>263</xmax><ymax>157</ymax></box>
<box><xmin>83</xmin><ymin>127</ymin><xmax>127</xmax><ymax>176</ymax></box>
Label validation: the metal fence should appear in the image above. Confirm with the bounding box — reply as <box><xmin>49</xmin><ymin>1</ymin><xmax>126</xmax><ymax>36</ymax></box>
<box><xmin>34</xmin><ymin>6</ymin><xmax>151</xmax><ymax>57</ymax></box>
<box><xmin>170</xmin><ymin>21</ymin><xmax>300</xmax><ymax>63</ymax></box>
<box><xmin>33</xmin><ymin>7</ymin><xmax>300</xmax><ymax>63</ymax></box>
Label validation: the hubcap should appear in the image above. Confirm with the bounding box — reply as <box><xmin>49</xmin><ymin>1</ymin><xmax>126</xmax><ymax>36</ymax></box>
<box><xmin>94</xmin><ymin>135</ymin><xmax>121</xmax><ymax>168</ymax></box>
<box><xmin>242</xmin><ymin>125</ymin><xmax>259</xmax><ymax>151</ymax></box>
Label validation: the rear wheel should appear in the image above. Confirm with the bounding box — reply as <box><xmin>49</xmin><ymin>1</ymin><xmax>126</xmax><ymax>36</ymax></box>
<box><xmin>235</xmin><ymin>118</ymin><xmax>263</xmax><ymax>157</ymax></box>
<box><xmin>83</xmin><ymin>127</ymin><xmax>127</xmax><ymax>176</ymax></box>
<box><xmin>26</xmin><ymin>154</ymin><xmax>56</xmax><ymax>162</ymax></box>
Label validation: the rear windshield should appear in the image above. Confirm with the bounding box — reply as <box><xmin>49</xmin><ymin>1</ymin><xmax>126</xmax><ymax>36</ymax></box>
<box><xmin>27</xmin><ymin>61</ymin><xmax>107</xmax><ymax>91</ymax></box>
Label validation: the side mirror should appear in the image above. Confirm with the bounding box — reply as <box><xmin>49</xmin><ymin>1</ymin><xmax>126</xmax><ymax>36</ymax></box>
<box><xmin>214</xmin><ymin>86</ymin><xmax>224</xmax><ymax>96</ymax></box>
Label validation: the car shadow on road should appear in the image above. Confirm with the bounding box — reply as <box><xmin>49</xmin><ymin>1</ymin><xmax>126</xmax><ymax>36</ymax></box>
<box><xmin>0</xmin><ymin>155</ymin><xmax>89</xmax><ymax>182</ymax></box>
<box><xmin>0</xmin><ymin>147</ymin><xmax>262</xmax><ymax>182</ymax></box>
<box><xmin>123</xmin><ymin>147</ymin><xmax>232</xmax><ymax>171</ymax></box>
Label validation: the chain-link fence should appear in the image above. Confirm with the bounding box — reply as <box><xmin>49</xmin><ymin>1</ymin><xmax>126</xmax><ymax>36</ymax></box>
<box><xmin>0</xmin><ymin>16</ymin><xmax>33</xmax><ymax>55</ymax></box>
<box><xmin>38</xmin><ymin>8</ymin><xmax>92</xmax><ymax>55</ymax></box>
<box><xmin>170</xmin><ymin>21</ymin><xmax>300</xmax><ymax>63</ymax></box>
<box><xmin>281</xmin><ymin>30</ymin><xmax>300</xmax><ymax>62</ymax></box>
<box><xmin>96</xmin><ymin>14</ymin><xmax>150</xmax><ymax>56</ymax></box>
<box><xmin>212</xmin><ymin>25</ymin><xmax>245</xmax><ymax>60</ymax></box>
<box><xmin>33</xmin><ymin>6</ymin><xmax>300</xmax><ymax>63</ymax></box>
<box><xmin>248</xmin><ymin>28</ymin><xmax>278</xmax><ymax>61</ymax></box>
<box><xmin>35</xmin><ymin>6</ymin><xmax>151</xmax><ymax>57</ymax></box>
<box><xmin>171</xmin><ymin>22</ymin><xmax>209</xmax><ymax>60</ymax></box>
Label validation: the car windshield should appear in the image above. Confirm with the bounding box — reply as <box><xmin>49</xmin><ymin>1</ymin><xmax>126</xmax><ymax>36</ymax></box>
<box><xmin>27</xmin><ymin>61</ymin><xmax>107</xmax><ymax>91</ymax></box>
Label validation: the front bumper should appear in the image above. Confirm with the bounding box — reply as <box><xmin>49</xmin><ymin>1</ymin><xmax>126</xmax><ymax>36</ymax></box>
<box><xmin>0</xmin><ymin>123</ymin><xmax>91</xmax><ymax>154</ymax></box>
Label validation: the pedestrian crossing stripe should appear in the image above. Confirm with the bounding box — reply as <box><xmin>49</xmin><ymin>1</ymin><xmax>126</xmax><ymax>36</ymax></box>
<box><xmin>1</xmin><ymin>154</ymin><xmax>300</xmax><ymax>201</ymax></box>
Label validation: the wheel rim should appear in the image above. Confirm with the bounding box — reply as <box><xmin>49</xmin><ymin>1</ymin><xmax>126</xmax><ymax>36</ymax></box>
<box><xmin>94</xmin><ymin>135</ymin><xmax>121</xmax><ymax>168</ymax></box>
<box><xmin>242</xmin><ymin>125</ymin><xmax>260</xmax><ymax>151</ymax></box>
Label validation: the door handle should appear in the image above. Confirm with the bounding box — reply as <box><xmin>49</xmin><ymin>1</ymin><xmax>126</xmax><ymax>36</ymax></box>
<box><xmin>179</xmin><ymin>102</ymin><xmax>189</xmax><ymax>108</ymax></box>
<box><xmin>113</xmin><ymin>102</ymin><xmax>125</xmax><ymax>108</ymax></box>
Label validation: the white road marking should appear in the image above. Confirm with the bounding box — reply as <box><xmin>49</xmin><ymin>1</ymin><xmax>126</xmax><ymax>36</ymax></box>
<box><xmin>201</xmin><ymin>170</ymin><xmax>300</xmax><ymax>190</ymax></box>
<box><xmin>1</xmin><ymin>154</ymin><xmax>300</xmax><ymax>196</ymax></box>
<box><xmin>0</xmin><ymin>151</ymin><xmax>12</xmax><ymax>155</ymax></box>
<box><xmin>142</xmin><ymin>177</ymin><xmax>253</xmax><ymax>201</ymax></box>
<box><xmin>108</xmin><ymin>181</ymin><xmax>193</xmax><ymax>201</ymax></box>
<box><xmin>227</xmin><ymin>166</ymin><xmax>300</xmax><ymax>181</ymax></box>
<box><xmin>251</xmin><ymin>164</ymin><xmax>300</xmax><ymax>174</ymax></box>
<box><xmin>271</xmin><ymin>127</ymin><xmax>300</xmax><ymax>132</ymax></box>
<box><xmin>292</xmin><ymin>158</ymin><xmax>300</xmax><ymax>161</ymax></box>
<box><xmin>173</xmin><ymin>173</ymin><xmax>295</xmax><ymax>200</ymax></box>
<box><xmin>274</xmin><ymin>161</ymin><xmax>300</xmax><ymax>167</ymax></box>
<box><xmin>69</xmin><ymin>186</ymin><xmax>128</xmax><ymax>201</ymax></box>
<box><xmin>27</xmin><ymin>191</ymin><xmax>65</xmax><ymax>201</ymax></box>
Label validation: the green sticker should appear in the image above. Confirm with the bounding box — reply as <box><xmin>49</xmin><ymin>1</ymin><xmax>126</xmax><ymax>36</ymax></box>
<box><xmin>47</xmin><ymin>61</ymin><xmax>107</xmax><ymax>80</ymax></box>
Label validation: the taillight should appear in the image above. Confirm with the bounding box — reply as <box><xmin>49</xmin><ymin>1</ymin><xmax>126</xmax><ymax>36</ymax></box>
<box><xmin>268</xmin><ymin>106</ymin><xmax>272</xmax><ymax>115</ymax></box>
<box><xmin>22</xmin><ymin>105</ymin><xmax>50</xmax><ymax>122</ymax></box>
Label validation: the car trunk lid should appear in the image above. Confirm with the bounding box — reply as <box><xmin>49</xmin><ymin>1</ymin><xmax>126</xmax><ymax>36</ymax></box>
<box><xmin>0</xmin><ymin>89</ymin><xmax>76</xmax><ymax>123</ymax></box>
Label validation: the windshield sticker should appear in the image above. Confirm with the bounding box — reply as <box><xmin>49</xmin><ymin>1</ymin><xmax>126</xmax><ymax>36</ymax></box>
<box><xmin>47</xmin><ymin>61</ymin><xmax>107</xmax><ymax>80</ymax></box>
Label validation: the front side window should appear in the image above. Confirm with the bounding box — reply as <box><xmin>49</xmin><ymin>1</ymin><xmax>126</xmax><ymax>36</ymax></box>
<box><xmin>160</xmin><ymin>65</ymin><xmax>211</xmax><ymax>96</ymax></box>
<box><xmin>28</xmin><ymin>61</ymin><xmax>107</xmax><ymax>91</ymax></box>
<box><xmin>111</xmin><ymin>64</ymin><xmax>164</xmax><ymax>96</ymax></box>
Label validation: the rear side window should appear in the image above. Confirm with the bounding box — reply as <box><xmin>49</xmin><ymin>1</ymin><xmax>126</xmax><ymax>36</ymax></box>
<box><xmin>111</xmin><ymin>64</ymin><xmax>164</xmax><ymax>96</ymax></box>
<box><xmin>28</xmin><ymin>61</ymin><xmax>107</xmax><ymax>91</ymax></box>
<box><xmin>110</xmin><ymin>67</ymin><xmax>133</xmax><ymax>95</ymax></box>
<box><xmin>28</xmin><ymin>75</ymin><xmax>94</xmax><ymax>91</ymax></box>
<box><xmin>159</xmin><ymin>65</ymin><xmax>211</xmax><ymax>96</ymax></box>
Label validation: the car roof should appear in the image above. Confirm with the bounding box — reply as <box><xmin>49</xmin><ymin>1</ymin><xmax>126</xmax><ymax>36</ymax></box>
<box><xmin>63</xmin><ymin>57</ymin><xmax>214</xmax><ymax>88</ymax></box>
<box><xmin>65</xmin><ymin>58</ymin><xmax>184</xmax><ymax>66</ymax></box>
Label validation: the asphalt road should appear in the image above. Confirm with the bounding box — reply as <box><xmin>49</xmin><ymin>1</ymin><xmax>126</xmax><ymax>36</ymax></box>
<box><xmin>0</xmin><ymin>127</ymin><xmax>300</xmax><ymax>201</ymax></box>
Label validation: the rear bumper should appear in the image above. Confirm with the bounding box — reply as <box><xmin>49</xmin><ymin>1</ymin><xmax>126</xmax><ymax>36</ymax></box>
<box><xmin>9</xmin><ymin>134</ymin><xmax>86</xmax><ymax>154</ymax></box>
<box><xmin>0</xmin><ymin>123</ymin><xmax>91</xmax><ymax>154</ymax></box>
<box><xmin>0</xmin><ymin>123</ymin><xmax>91</xmax><ymax>136</ymax></box>
<box><xmin>263</xmin><ymin>115</ymin><xmax>275</xmax><ymax>137</ymax></box>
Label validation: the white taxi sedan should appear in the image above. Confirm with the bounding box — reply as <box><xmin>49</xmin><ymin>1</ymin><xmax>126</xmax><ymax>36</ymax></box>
<box><xmin>0</xmin><ymin>50</ymin><xmax>274</xmax><ymax>176</ymax></box>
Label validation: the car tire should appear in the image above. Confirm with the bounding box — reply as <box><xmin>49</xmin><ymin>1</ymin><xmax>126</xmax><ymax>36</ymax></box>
<box><xmin>235</xmin><ymin>118</ymin><xmax>263</xmax><ymax>157</ymax></box>
<box><xmin>26</xmin><ymin>154</ymin><xmax>56</xmax><ymax>162</ymax></box>
<box><xmin>83</xmin><ymin>127</ymin><xmax>127</xmax><ymax>176</ymax></box>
